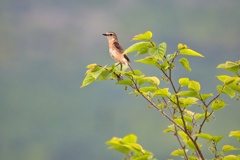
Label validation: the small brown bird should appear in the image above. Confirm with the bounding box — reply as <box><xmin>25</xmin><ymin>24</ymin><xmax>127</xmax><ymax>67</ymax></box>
<box><xmin>103</xmin><ymin>32</ymin><xmax>134</xmax><ymax>74</ymax></box>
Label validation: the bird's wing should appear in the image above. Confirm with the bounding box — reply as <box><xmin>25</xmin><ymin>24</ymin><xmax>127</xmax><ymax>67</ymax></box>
<box><xmin>113</xmin><ymin>42</ymin><xmax>125</xmax><ymax>53</ymax></box>
<box><xmin>123</xmin><ymin>54</ymin><xmax>130</xmax><ymax>63</ymax></box>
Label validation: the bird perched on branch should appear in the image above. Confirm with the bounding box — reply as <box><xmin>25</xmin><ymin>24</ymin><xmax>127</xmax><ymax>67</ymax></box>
<box><xmin>103</xmin><ymin>32</ymin><xmax>134</xmax><ymax>74</ymax></box>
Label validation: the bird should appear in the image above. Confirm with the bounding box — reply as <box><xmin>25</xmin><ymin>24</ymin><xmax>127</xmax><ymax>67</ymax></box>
<box><xmin>103</xmin><ymin>32</ymin><xmax>134</xmax><ymax>74</ymax></box>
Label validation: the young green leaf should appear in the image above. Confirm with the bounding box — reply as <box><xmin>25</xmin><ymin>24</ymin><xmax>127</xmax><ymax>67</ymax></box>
<box><xmin>195</xmin><ymin>133</ymin><xmax>212</xmax><ymax>140</ymax></box>
<box><xmin>138</xmin><ymin>76</ymin><xmax>160</xmax><ymax>86</ymax></box>
<box><xmin>135</xmin><ymin>57</ymin><xmax>159</xmax><ymax>66</ymax></box>
<box><xmin>194</xmin><ymin>112</ymin><xmax>211</xmax><ymax>121</ymax></box>
<box><xmin>210</xmin><ymin>99</ymin><xmax>226</xmax><ymax>111</ymax></box>
<box><xmin>222</xmin><ymin>155</ymin><xmax>239</xmax><ymax>160</ymax></box>
<box><xmin>122</xmin><ymin>134</ymin><xmax>137</xmax><ymax>143</ymax></box>
<box><xmin>212</xmin><ymin>136</ymin><xmax>223</xmax><ymax>143</ymax></box>
<box><xmin>188</xmin><ymin>80</ymin><xmax>201</xmax><ymax>92</ymax></box>
<box><xmin>86</xmin><ymin>63</ymin><xmax>99</xmax><ymax>69</ymax></box>
<box><xmin>170</xmin><ymin>149</ymin><xmax>185</xmax><ymax>156</ymax></box>
<box><xmin>180</xmin><ymin>58</ymin><xmax>192</xmax><ymax>71</ymax></box>
<box><xmin>229</xmin><ymin>130</ymin><xmax>240</xmax><ymax>139</ymax></box>
<box><xmin>124</xmin><ymin>42</ymin><xmax>151</xmax><ymax>54</ymax></box>
<box><xmin>163</xmin><ymin>125</ymin><xmax>175</xmax><ymax>133</ymax></box>
<box><xmin>116</xmin><ymin>79</ymin><xmax>133</xmax><ymax>86</ymax></box>
<box><xmin>222</xmin><ymin>86</ymin><xmax>236</xmax><ymax>98</ymax></box>
<box><xmin>106</xmin><ymin>137</ymin><xmax>131</xmax><ymax>154</ymax></box>
<box><xmin>178</xmin><ymin>43</ymin><xmax>188</xmax><ymax>50</ymax></box>
<box><xmin>179</xmin><ymin>77</ymin><xmax>190</xmax><ymax>86</ymax></box>
<box><xmin>132</xmin><ymin>31</ymin><xmax>153</xmax><ymax>41</ymax></box>
<box><xmin>80</xmin><ymin>73</ymin><xmax>95</xmax><ymax>88</ymax></box>
<box><xmin>152</xmin><ymin>88</ymin><xmax>170</xmax><ymax>97</ymax></box>
<box><xmin>177</xmin><ymin>90</ymin><xmax>198</xmax><ymax>97</ymax></box>
<box><xmin>139</xmin><ymin>86</ymin><xmax>158</xmax><ymax>93</ymax></box>
<box><xmin>166</xmin><ymin>51</ymin><xmax>178</xmax><ymax>61</ymax></box>
<box><xmin>158</xmin><ymin>42</ymin><xmax>167</xmax><ymax>58</ymax></box>
<box><xmin>188</xmin><ymin>156</ymin><xmax>200</xmax><ymax>160</ymax></box>
<box><xmin>148</xmin><ymin>47</ymin><xmax>164</xmax><ymax>61</ymax></box>
<box><xmin>186</xmin><ymin>140</ymin><xmax>198</xmax><ymax>151</ymax></box>
<box><xmin>123</xmin><ymin>143</ymin><xmax>145</xmax><ymax>155</ymax></box>
<box><xmin>199</xmin><ymin>93</ymin><xmax>213</xmax><ymax>100</ymax></box>
<box><xmin>217</xmin><ymin>60</ymin><xmax>240</xmax><ymax>73</ymax></box>
<box><xmin>179</xmin><ymin>48</ymin><xmax>204</xmax><ymax>58</ymax></box>
<box><xmin>222</xmin><ymin>145</ymin><xmax>237</xmax><ymax>152</ymax></box>
<box><xmin>183</xmin><ymin>97</ymin><xmax>198</xmax><ymax>107</ymax></box>
<box><xmin>90</xmin><ymin>66</ymin><xmax>106</xmax><ymax>79</ymax></box>
<box><xmin>217</xmin><ymin>75</ymin><xmax>231</xmax><ymax>82</ymax></box>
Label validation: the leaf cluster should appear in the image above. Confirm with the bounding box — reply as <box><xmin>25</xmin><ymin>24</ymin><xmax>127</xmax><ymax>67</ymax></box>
<box><xmin>81</xmin><ymin>31</ymin><xmax>240</xmax><ymax>160</ymax></box>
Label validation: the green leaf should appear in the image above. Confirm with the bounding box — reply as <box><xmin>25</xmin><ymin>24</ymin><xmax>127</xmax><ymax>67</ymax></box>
<box><xmin>166</xmin><ymin>52</ymin><xmax>178</xmax><ymax>61</ymax></box>
<box><xmin>123</xmin><ymin>143</ymin><xmax>145</xmax><ymax>155</ymax></box>
<box><xmin>139</xmin><ymin>86</ymin><xmax>157</xmax><ymax>93</ymax></box>
<box><xmin>222</xmin><ymin>145</ymin><xmax>238</xmax><ymax>152</ymax></box>
<box><xmin>106</xmin><ymin>137</ymin><xmax>131</xmax><ymax>154</ymax></box>
<box><xmin>223</xmin><ymin>155</ymin><xmax>239</xmax><ymax>160</ymax></box>
<box><xmin>153</xmin><ymin>88</ymin><xmax>170</xmax><ymax>97</ymax></box>
<box><xmin>217</xmin><ymin>60</ymin><xmax>240</xmax><ymax>73</ymax></box>
<box><xmin>91</xmin><ymin>66</ymin><xmax>106</xmax><ymax>79</ymax></box>
<box><xmin>183</xmin><ymin>97</ymin><xmax>198</xmax><ymax>107</ymax></box>
<box><xmin>210</xmin><ymin>99</ymin><xmax>226</xmax><ymax>111</ymax></box>
<box><xmin>222</xmin><ymin>86</ymin><xmax>236</xmax><ymax>98</ymax></box>
<box><xmin>227</xmin><ymin>77</ymin><xmax>240</xmax><ymax>92</ymax></box>
<box><xmin>217</xmin><ymin>75</ymin><xmax>236</xmax><ymax>85</ymax></box>
<box><xmin>188</xmin><ymin>80</ymin><xmax>201</xmax><ymax>92</ymax></box>
<box><xmin>135</xmin><ymin>57</ymin><xmax>159</xmax><ymax>66</ymax></box>
<box><xmin>163</xmin><ymin>125</ymin><xmax>174</xmax><ymax>133</ymax></box>
<box><xmin>179</xmin><ymin>48</ymin><xmax>204</xmax><ymax>58</ymax></box>
<box><xmin>137</xmin><ymin>46</ymin><xmax>149</xmax><ymax>55</ymax></box>
<box><xmin>200</xmin><ymin>93</ymin><xmax>213</xmax><ymax>100</ymax></box>
<box><xmin>99</xmin><ymin>69</ymin><xmax>113</xmax><ymax>80</ymax></box>
<box><xmin>122</xmin><ymin>134</ymin><xmax>137</xmax><ymax>143</ymax></box>
<box><xmin>229</xmin><ymin>130</ymin><xmax>240</xmax><ymax>139</ymax></box>
<box><xmin>148</xmin><ymin>47</ymin><xmax>164</xmax><ymax>61</ymax></box>
<box><xmin>186</xmin><ymin>140</ymin><xmax>198</xmax><ymax>150</ymax></box>
<box><xmin>158</xmin><ymin>61</ymin><xmax>174</xmax><ymax>71</ymax></box>
<box><xmin>194</xmin><ymin>112</ymin><xmax>211</xmax><ymax>121</ymax></box>
<box><xmin>174</xmin><ymin>118</ymin><xmax>184</xmax><ymax>127</ymax></box>
<box><xmin>217</xmin><ymin>75</ymin><xmax>231</xmax><ymax>82</ymax></box>
<box><xmin>132</xmin><ymin>31</ymin><xmax>153</xmax><ymax>41</ymax></box>
<box><xmin>86</xmin><ymin>63</ymin><xmax>99</xmax><ymax>69</ymax></box>
<box><xmin>178</xmin><ymin>131</ymin><xmax>188</xmax><ymax>139</ymax></box>
<box><xmin>212</xmin><ymin>136</ymin><xmax>223</xmax><ymax>143</ymax></box>
<box><xmin>80</xmin><ymin>73</ymin><xmax>95</xmax><ymax>88</ymax></box>
<box><xmin>124</xmin><ymin>42</ymin><xmax>152</xmax><ymax>54</ymax></box>
<box><xmin>157</xmin><ymin>42</ymin><xmax>167</xmax><ymax>60</ymax></box>
<box><xmin>178</xmin><ymin>43</ymin><xmax>188</xmax><ymax>50</ymax></box>
<box><xmin>170</xmin><ymin>149</ymin><xmax>185</xmax><ymax>156</ymax></box>
<box><xmin>116</xmin><ymin>79</ymin><xmax>133</xmax><ymax>86</ymax></box>
<box><xmin>180</xmin><ymin>58</ymin><xmax>192</xmax><ymax>71</ymax></box>
<box><xmin>179</xmin><ymin>78</ymin><xmax>190</xmax><ymax>86</ymax></box>
<box><xmin>183</xmin><ymin>115</ymin><xmax>193</xmax><ymax>123</ymax></box>
<box><xmin>82</xmin><ymin>65</ymin><xmax>107</xmax><ymax>86</ymax></box>
<box><xmin>133</xmin><ymin>154</ymin><xmax>153</xmax><ymax>160</ymax></box>
<box><xmin>177</xmin><ymin>90</ymin><xmax>198</xmax><ymax>97</ymax></box>
<box><xmin>188</xmin><ymin>156</ymin><xmax>200</xmax><ymax>160</ymax></box>
<box><xmin>138</xmin><ymin>76</ymin><xmax>160</xmax><ymax>86</ymax></box>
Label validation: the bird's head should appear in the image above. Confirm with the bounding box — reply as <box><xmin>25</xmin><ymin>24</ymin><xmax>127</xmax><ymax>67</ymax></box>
<box><xmin>103</xmin><ymin>32</ymin><xmax>118</xmax><ymax>41</ymax></box>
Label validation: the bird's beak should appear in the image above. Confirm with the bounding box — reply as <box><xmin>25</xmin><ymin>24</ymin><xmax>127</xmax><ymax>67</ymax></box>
<box><xmin>102</xmin><ymin>33</ymin><xmax>107</xmax><ymax>36</ymax></box>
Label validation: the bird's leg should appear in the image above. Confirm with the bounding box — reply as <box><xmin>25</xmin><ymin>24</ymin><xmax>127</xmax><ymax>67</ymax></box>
<box><xmin>114</xmin><ymin>63</ymin><xmax>123</xmax><ymax>79</ymax></box>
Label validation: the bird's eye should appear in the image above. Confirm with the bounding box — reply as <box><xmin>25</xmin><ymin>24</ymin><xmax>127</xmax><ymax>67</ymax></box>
<box><xmin>109</xmin><ymin>33</ymin><xmax>113</xmax><ymax>36</ymax></box>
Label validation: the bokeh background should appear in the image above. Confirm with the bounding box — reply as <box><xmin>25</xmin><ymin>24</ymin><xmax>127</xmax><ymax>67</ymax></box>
<box><xmin>0</xmin><ymin>0</ymin><xmax>239</xmax><ymax>159</ymax></box>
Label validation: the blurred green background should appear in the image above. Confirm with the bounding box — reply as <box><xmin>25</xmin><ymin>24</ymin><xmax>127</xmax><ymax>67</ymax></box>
<box><xmin>0</xmin><ymin>0</ymin><xmax>239</xmax><ymax>159</ymax></box>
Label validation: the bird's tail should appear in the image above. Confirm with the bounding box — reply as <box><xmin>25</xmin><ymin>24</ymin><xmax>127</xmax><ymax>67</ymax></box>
<box><xmin>128</xmin><ymin>63</ymin><xmax>135</xmax><ymax>75</ymax></box>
